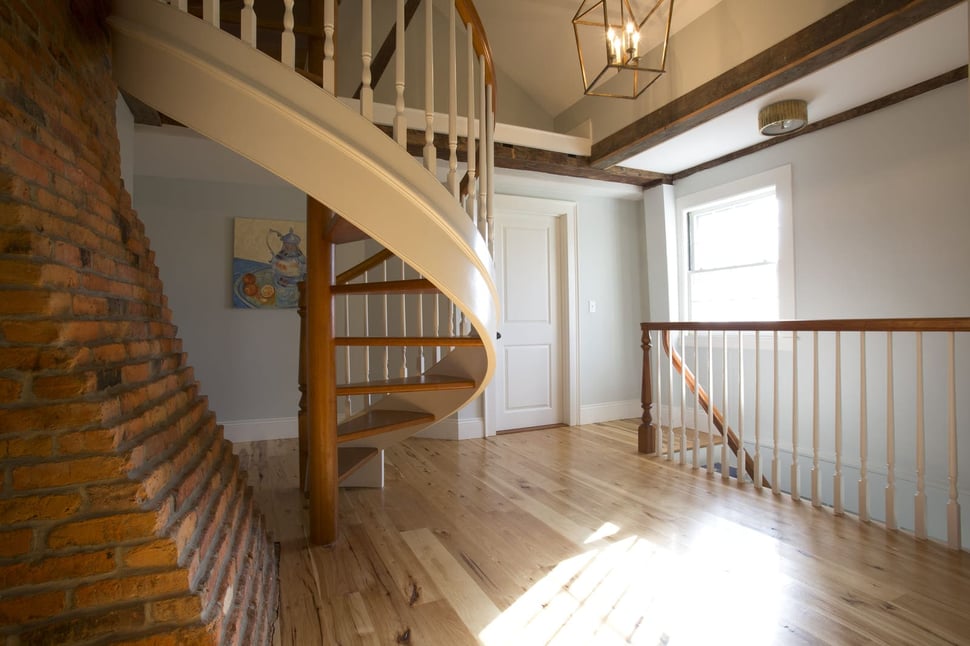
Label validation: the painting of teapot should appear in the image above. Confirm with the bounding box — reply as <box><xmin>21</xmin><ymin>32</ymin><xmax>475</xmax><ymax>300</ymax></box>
<box><xmin>232</xmin><ymin>218</ymin><xmax>308</xmax><ymax>309</ymax></box>
<box><xmin>267</xmin><ymin>227</ymin><xmax>307</xmax><ymax>289</ymax></box>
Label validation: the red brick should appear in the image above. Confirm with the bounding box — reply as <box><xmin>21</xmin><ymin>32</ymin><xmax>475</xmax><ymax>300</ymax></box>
<box><xmin>0</xmin><ymin>319</ymin><xmax>61</xmax><ymax>344</ymax></box>
<box><xmin>74</xmin><ymin>570</ymin><xmax>189</xmax><ymax>609</ymax></box>
<box><xmin>0</xmin><ymin>493</ymin><xmax>81</xmax><ymax>524</ymax></box>
<box><xmin>57</xmin><ymin>427</ymin><xmax>118</xmax><ymax>455</ymax></box>
<box><xmin>31</xmin><ymin>372</ymin><xmax>95</xmax><ymax>399</ymax></box>
<box><xmin>37</xmin><ymin>345</ymin><xmax>92</xmax><ymax>370</ymax></box>
<box><xmin>0</xmin><ymin>548</ymin><xmax>116</xmax><ymax>588</ymax></box>
<box><xmin>112</xmin><ymin>625</ymin><xmax>216</xmax><ymax>646</ymax></box>
<box><xmin>149</xmin><ymin>595</ymin><xmax>202</xmax><ymax>624</ymax></box>
<box><xmin>0</xmin><ymin>376</ymin><xmax>24</xmax><ymax>403</ymax></box>
<box><xmin>86</xmin><ymin>481</ymin><xmax>145</xmax><ymax>513</ymax></box>
<box><xmin>73</xmin><ymin>293</ymin><xmax>109</xmax><ymax>316</ymax></box>
<box><xmin>12</xmin><ymin>454</ymin><xmax>126</xmax><ymax>489</ymax></box>
<box><xmin>0</xmin><ymin>400</ymin><xmax>106</xmax><ymax>434</ymax></box>
<box><xmin>122</xmin><ymin>362</ymin><xmax>152</xmax><ymax>384</ymax></box>
<box><xmin>0</xmin><ymin>589</ymin><xmax>65</xmax><ymax>625</ymax></box>
<box><xmin>123</xmin><ymin>539</ymin><xmax>178</xmax><ymax>570</ymax></box>
<box><xmin>0</xmin><ymin>346</ymin><xmax>39</xmax><ymax>370</ymax></box>
<box><xmin>18</xmin><ymin>604</ymin><xmax>146</xmax><ymax>645</ymax></box>
<box><xmin>0</xmin><ymin>289</ymin><xmax>71</xmax><ymax>315</ymax></box>
<box><xmin>47</xmin><ymin>511</ymin><xmax>157</xmax><ymax>550</ymax></box>
<box><xmin>1</xmin><ymin>145</ymin><xmax>50</xmax><ymax>184</ymax></box>
<box><xmin>0</xmin><ymin>230</ymin><xmax>52</xmax><ymax>256</ymax></box>
<box><xmin>0</xmin><ymin>258</ymin><xmax>44</xmax><ymax>286</ymax></box>
<box><xmin>0</xmin><ymin>528</ymin><xmax>33</xmax><ymax>558</ymax></box>
<box><xmin>0</xmin><ymin>435</ymin><xmax>53</xmax><ymax>458</ymax></box>
<box><xmin>92</xmin><ymin>342</ymin><xmax>128</xmax><ymax>364</ymax></box>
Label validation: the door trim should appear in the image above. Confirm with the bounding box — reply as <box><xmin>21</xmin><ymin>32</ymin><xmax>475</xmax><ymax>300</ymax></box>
<box><xmin>485</xmin><ymin>195</ymin><xmax>579</xmax><ymax>436</ymax></box>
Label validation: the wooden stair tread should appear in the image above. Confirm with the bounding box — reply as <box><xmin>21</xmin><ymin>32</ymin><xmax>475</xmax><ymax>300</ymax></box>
<box><xmin>337</xmin><ymin>447</ymin><xmax>379</xmax><ymax>483</ymax></box>
<box><xmin>335</xmin><ymin>336</ymin><xmax>483</xmax><ymax>347</ymax></box>
<box><xmin>336</xmin><ymin>374</ymin><xmax>476</xmax><ymax>396</ymax></box>
<box><xmin>337</xmin><ymin>410</ymin><xmax>435</xmax><ymax>443</ymax></box>
<box><xmin>332</xmin><ymin>278</ymin><xmax>437</xmax><ymax>295</ymax></box>
<box><xmin>330</xmin><ymin>217</ymin><xmax>371</xmax><ymax>244</ymax></box>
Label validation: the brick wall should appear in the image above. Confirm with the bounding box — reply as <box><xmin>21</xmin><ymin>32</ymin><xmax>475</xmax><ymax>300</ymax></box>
<box><xmin>0</xmin><ymin>1</ymin><xmax>279</xmax><ymax>643</ymax></box>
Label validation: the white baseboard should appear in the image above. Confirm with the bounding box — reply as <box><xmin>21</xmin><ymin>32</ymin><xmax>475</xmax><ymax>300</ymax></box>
<box><xmin>415</xmin><ymin>415</ymin><xmax>485</xmax><ymax>440</ymax></box>
<box><xmin>222</xmin><ymin>416</ymin><xmax>298</xmax><ymax>443</ymax></box>
<box><xmin>579</xmin><ymin>400</ymin><xmax>641</xmax><ymax>425</ymax></box>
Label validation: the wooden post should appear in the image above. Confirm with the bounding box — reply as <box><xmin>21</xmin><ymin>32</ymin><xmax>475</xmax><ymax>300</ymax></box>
<box><xmin>638</xmin><ymin>326</ymin><xmax>656</xmax><ymax>454</ymax></box>
<box><xmin>298</xmin><ymin>281</ymin><xmax>308</xmax><ymax>494</ymax></box>
<box><xmin>307</xmin><ymin>197</ymin><xmax>337</xmax><ymax>545</ymax></box>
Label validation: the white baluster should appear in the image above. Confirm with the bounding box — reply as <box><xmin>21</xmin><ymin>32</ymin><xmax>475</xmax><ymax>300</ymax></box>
<box><xmin>363</xmin><ymin>270</ymin><xmax>371</xmax><ymax>405</ymax></box>
<box><xmin>772</xmin><ymin>330</ymin><xmax>780</xmax><ymax>495</ymax></box>
<box><xmin>360</xmin><ymin>0</ymin><xmax>373</xmax><ymax>120</ymax></box>
<box><xmin>947</xmin><ymin>331</ymin><xmax>961</xmax><ymax>550</ymax></box>
<box><xmin>737</xmin><ymin>330</ymin><xmax>745</xmax><ymax>485</ymax></box>
<box><xmin>383</xmin><ymin>262</ymin><xmax>390</xmax><ymax>381</ymax></box>
<box><xmin>323</xmin><ymin>0</ymin><xmax>336</xmax><ymax>94</ymax></box>
<box><xmin>282</xmin><ymin>0</ymin><xmax>295</xmax><ymax>69</ymax></box>
<box><xmin>418</xmin><ymin>288</ymin><xmax>425</xmax><ymax>373</ymax></box>
<box><xmin>667</xmin><ymin>333</ymin><xmax>674</xmax><ymax>461</ymax></box>
<box><xmin>477</xmin><ymin>55</ymin><xmax>488</xmax><ymax>241</ymax></box>
<box><xmin>175</xmin><ymin>0</ymin><xmax>188</xmax><ymax>12</ymax></box>
<box><xmin>394</xmin><ymin>0</ymin><xmax>407</xmax><ymax>146</ymax></box>
<box><xmin>241</xmin><ymin>0</ymin><xmax>256</xmax><ymax>46</ymax></box>
<box><xmin>754</xmin><ymin>331</ymin><xmax>762</xmax><ymax>489</ymax></box>
<box><xmin>721</xmin><ymin>331</ymin><xmax>729</xmax><ymax>482</ymax></box>
<box><xmin>834</xmin><ymin>330</ymin><xmax>843</xmax><ymax>515</ymax></box>
<box><xmin>693</xmin><ymin>331</ymin><xmax>700</xmax><ymax>470</ymax></box>
<box><xmin>344</xmin><ymin>295</ymin><xmax>352</xmax><ymax>418</ymax></box>
<box><xmin>447</xmin><ymin>1</ymin><xmax>458</xmax><ymax>198</ymax></box>
<box><xmin>400</xmin><ymin>259</ymin><xmax>408</xmax><ymax>378</ymax></box>
<box><xmin>486</xmin><ymin>86</ymin><xmax>495</xmax><ymax>255</ymax></box>
<box><xmin>656</xmin><ymin>330</ymin><xmax>664</xmax><ymax>457</ymax></box>
<box><xmin>885</xmin><ymin>331</ymin><xmax>896</xmax><ymax>530</ymax></box>
<box><xmin>679</xmin><ymin>330</ymin><xmax>687</xmax><ymax>465</ymax></box>
<box><xmin>423</xmin><ymin>0</ymin><xmax>435</xmax><ymax>172</ymax></box>
<box><xmin>465</xmin><ymin>27</ymin><xmax>477</xmax><ymax>225</ymax></box>
<box><xmin>202</xmin><ymin>0</ymin><xmax>218</xmax><ymax>27</ymax></box>
<box><xmin>434</xmin><ymin>294</ymin><xmax>441</xmax><ymax>363</ymax></box>
<box><xmin>707</xmin><ymin>330</ymin><xmax>714</xmax><ymax>475</ymax></box>
<box><xmin>791</xmin><ymin>331</ymin><xmax>799</xmax><ymax>501</ymax></box>
<box><xmin>915</xmin><ymin>331</ymin><xmax>927</xmax><ymax>539</ymax></box>
<box><xmin>858</xmin><ymin>331</ymin><xmax>869</xmax><ymax>522</ymax></box>
<box><xmin>811</xmin><ymin>331</ymin><xmax>820</xmax><ymax>507</ymax></box>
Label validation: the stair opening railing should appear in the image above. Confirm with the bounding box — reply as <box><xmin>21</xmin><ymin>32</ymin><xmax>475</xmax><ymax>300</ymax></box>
<box><xmin>640</xmin><ymin>319</ymin><xmax>970</xmax><ymax>551</ymax></box>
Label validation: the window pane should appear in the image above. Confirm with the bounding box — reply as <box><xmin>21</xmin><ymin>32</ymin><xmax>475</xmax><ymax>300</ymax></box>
<box><xmin>690</xmin><ymin>193</ymin><xmax>778</xmax><ymax>271</ymax></box>
<box><xmin>689</xmin><ymin>264</ymin><xmax>778</xmax><ymax>321</ymax></box>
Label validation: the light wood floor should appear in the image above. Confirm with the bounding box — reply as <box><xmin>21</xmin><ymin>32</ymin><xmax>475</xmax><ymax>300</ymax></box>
<box><xmin>235</xmin><ymin>420</ymin><xmax>970</xmax><ymax>645</ymax></box>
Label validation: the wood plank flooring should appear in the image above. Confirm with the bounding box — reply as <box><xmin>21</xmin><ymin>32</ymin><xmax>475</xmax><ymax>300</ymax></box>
<box><xmin>235</xmin><ymin>420</ymin><xmax>970</xmax><ymax>645</ymax></box>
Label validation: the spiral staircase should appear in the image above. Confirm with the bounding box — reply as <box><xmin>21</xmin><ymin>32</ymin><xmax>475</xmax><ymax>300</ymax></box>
<box><xmin>107</xmin><ymin>0</ymin><xmax>499</xmax><ymax>544</ymax></box>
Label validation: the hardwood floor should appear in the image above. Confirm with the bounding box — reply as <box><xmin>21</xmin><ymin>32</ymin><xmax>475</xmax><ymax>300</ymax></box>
<box><xmin>235</xmin><ymin>420</ymin><xmax>970</xmax><ymax>645</ymax></box>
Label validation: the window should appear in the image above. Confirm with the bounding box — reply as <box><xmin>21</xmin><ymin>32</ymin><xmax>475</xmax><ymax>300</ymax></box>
<box><xmin>676</xmin><ymin>166</ymin><xmax>793</xmax><ymax>321</ymax></box>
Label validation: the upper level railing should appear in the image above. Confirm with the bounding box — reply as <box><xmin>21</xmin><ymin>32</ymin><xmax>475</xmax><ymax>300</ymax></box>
<box><xmin>640</xmin><ymin>318</ymin><xmax>970</xmax><ymax>551</ymax></box>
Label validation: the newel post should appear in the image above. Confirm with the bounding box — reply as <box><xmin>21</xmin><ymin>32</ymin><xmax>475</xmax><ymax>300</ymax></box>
<box><xmin>638</xmin><ymin>325</ymin><xmax>657</xmax><ymax>454</ymax></box>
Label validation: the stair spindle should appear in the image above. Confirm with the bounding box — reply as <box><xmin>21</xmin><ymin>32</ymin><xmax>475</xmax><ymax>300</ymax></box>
<box><xmin>772</xmin><ymin>330</ymin><xmax>780</xmax><ymax>495</ymax></box>
<box><xmin>737</xmin><ymin>330</ymin><xmax>745</xmax><ymax>485</ymax></box>
<box><xmin>706</xmin><ymin>330</ymin><xmax>714</xmax><ymax>475</ymax></box>
<box><xmin>721</xmin><ymin>331</ymin><xmax>729</xmax><ymax>482</ymax></box>
<box><xmin>423</xmin><ymin>0</ymin><xmax>435</xmax><ymax>172</ymax></box>
<box><xmin>400</xmin><ymin>259</ymin><xmax>408</xmax><ymax>378</ymax></box>
<box><xmin>486</xmin><ymin>85</ymin><xmax>495</xmax><ymax>255</ymax></box>
<box><xmin>692</xmin><ymin>330</ymin><xmax>700</xmax><ymax>470</ymax></box>
<box><xmin>811</xmin><ymin>331</ymin><xmax>821</xmax><ymax>507</ymax></box>
<box><xmin>477</xmin><ymin>54</ymin><xmax>488</xmax><ymax>241</ymax></box>
<box><xmin>202</xmin><ymin>0</ymin><xmax>218</xmax><ymax>27</ymax></box>
<box><xmin>679</xmin><ymin>330</ymin><xmax>687</xmax><ymax>465</ymax></box>
<box><xmin>834</xmin><ymin>330</ymin><xmax>843</xmax><ymax>515</ymax></box>
<box><xmin>383</xmin><ymin>262</ymin><xmax>390</xmax><ymax>381</ymax></box>
<box><xmin>360</xmin><ymin>0</ymin><xmax>373</xmax><ymax>120</ymax></box>
<box><xmin>885</xmin><ymin>331</ymin><xmax>897</xmax><ymax>530</ymax></box>
<box><xmin>323</xmin><ymin>0</ymin><xmax>335</xmax><ymax>94</ymax></box>
<box><xmin>753</xmin><ymin>331</ymin><xmax>762</xmax><ymax>489</ymax></box>
<box><xmin>174</xmin><ymin>0</ymin><xmax>188</xmax><ymax>11</ymax></box>
<box><xmin>946</xmin><ymin>331</ymin><xmax>961</xmax><ymax>549</ymax></box>
<box><xmin>666</xmin><ymin>333</ymin><xmax>674</xmax><ymax>461</ymax></box>
<box><xmin>241</xmin><ymin>0</ymin><xmax>256</xmax><ymax>46</ymax></box>
<box><xmin>343</xmin><ymin>294</ymin><xmax>352</xmax><ymax>419</ymax></box>
<box><xmin>447</xmin><ymin>1</ymin><xmax>458</xmax><ymax>197</ymax></box>
<box><xmin>791</xmin><ymin>332</ymin><xmax>799</xmax><ymax>501</ymax></box>
<box><xmin>465</xmin><ymin>26</ymin><xmax>477</xmax><ymax>225</ymax></box>
<box><xmin>394</xmin><ymin>0</ymin><xmax>407</xmax><ymax>145</ymax></box>
<box><xmin>858</xmin><ymin>331</ymin><xmax>869</xmax><ymax>522</ymax></box>
<box><xmin>915</xmin><ymin>332</ymin><xmax>927</xmax><ymax>539</ymax></box>
<box><xmin>282</xmin><ymin>0</ymin><xmax>295</xmax><ymax>69</ymax></box>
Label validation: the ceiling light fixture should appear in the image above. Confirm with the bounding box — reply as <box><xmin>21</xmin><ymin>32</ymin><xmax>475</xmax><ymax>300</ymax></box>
<box><xmin>758</xmin><ymin>99</ymin><xmax>808</xmax><ymax>136</ymax></box>
<box><xmin>573</xmin><ymin>0</ymin><xmax>674</xmax><ymax>99</ymax></box>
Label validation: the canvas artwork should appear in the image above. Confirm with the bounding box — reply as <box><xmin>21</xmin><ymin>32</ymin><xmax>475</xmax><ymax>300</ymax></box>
<box><xmin>232</xmin><ymin>217</ymin><xmax>307</xmax><ymax>309</ymax></box>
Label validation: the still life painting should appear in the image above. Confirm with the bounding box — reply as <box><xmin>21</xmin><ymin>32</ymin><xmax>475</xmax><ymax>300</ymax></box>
<box><xmin>232</xmin><ymin>217</ymin><xmax>307</xmax><ymax>309</ymax></box>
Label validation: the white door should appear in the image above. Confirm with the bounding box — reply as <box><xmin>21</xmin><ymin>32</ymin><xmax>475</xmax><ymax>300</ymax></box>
<box><xmin>493</xmin><ymin>211</ymin><xmax>563</xmax><ymax>431</ymax></box>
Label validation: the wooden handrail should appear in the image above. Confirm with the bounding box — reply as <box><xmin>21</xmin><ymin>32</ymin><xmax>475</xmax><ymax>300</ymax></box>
<box><xmin>659</xmin><ymin>330</ymin><xmax>765</xmax><ymax>486</ymax></box>
<box><xmin>455</xmin><ymin>0</ymin><xmax>497</xmax><ymax>109</ymax></box>
<box><xmin>643</xmin><ymin>318</ymin><xmax>970</xmax><ymax>332</ymax></box>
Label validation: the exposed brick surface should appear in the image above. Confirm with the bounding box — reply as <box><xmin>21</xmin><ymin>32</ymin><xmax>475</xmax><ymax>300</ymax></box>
<box><xmin>0</xmin><ymin>0</ymin><xmax>278</xmax><ymax>642</ymax></box>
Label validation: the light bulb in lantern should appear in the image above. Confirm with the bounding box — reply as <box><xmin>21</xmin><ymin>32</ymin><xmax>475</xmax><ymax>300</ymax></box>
<box><xmin>632</xmin><ymin>31</ymin><xmax>640</xmax><ymax>59</ymax></box>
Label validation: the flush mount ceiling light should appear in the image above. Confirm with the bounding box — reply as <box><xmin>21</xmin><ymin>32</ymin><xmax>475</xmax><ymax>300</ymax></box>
<box><xmin>573</xmin><ymin>0</ymin><xmax>675</xmax><ymax>99</ymax></box>
<box><xmin>759</xmin><ymin>99</ymin><xmax>809</xmax><ymax>136</ymax></box>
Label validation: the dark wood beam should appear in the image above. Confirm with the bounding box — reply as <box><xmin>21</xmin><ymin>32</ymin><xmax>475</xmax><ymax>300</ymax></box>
<box><xmin>672</xmin><ymin>66</ymin><xmax>968</xmax><ymax>182</ymax></box>
<box><xmin>591</xmin><ymin>0</ymin><xmax>965</xmax><ymax>169</ymax></box>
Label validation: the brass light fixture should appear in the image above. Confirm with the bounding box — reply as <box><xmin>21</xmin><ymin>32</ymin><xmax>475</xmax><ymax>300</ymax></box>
<box><xmin>758</xmin><ymin>100</ymin><xmax>808</xmax><ymax>136</ymax></box>
<box><xmin>573</xmin><ymin>0</ymin><xmax>675</xmax><ymax>99</ymax></box>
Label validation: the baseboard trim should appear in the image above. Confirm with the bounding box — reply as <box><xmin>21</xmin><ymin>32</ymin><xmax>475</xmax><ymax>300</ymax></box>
<box><xmin>222</xmin><ymin>416</ymin><xmax>298</xmax><ymax>443</ymax></box>
<box><xmin>579</xmin><ymin>400</ymin><xmax>641</xmax><ymax>425</ymax></box>
<box><xmin>415</xmin><ymin>415</ymin><xmax>485</xmax><ymax>440</ymax></box>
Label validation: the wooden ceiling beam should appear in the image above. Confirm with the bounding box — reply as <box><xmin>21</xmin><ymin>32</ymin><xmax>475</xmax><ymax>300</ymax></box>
<box><xmin>590</xmin><ymin>0</ymin><xmax>965</xmax><ymax>170</ymax></box>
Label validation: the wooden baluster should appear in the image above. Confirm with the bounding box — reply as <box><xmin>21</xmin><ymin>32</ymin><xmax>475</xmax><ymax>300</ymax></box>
<box><xmin>791</xmin><ymin>331</ymin><xmax>800</xmax><ymax>501</ymax></box>
<box><xmin>306</xmin><ymin>200</ymin><xmax>337</xmax><ymax>545</ymax></box>
<box><xmin>772</xmin><ymin>330</ymin><xmax>780</xmax><ymax>495</ymax></box>
<box><xmin>360</xmin><ymin>0</ymin><xmax>373</xmax><ymax>120</ymax></box>
<box><xmin>706</xmin><ymin>330</ymin><xmax>714</xmax><ymax>475</ymax></box>
<box><xmin>282</xmin><ymin>0</ymin><xmax>295</xmax><ymax>69</ymax></box>
<box><xmin>721</xmin><ymin>331</ymin><xmax>729</xmax><ymax>481</ymax></box>
<box><xmin>737</xmin><ymin>330</ymin><xmax>745</xmax><ymax>484</ymax></box>
<box><xmin>753</xmin><ymin>331</ymin><xmax>762</xmax><ymax>489</ymax></box>
<box><xmin>946</xmin><ymin>331</ymin><xmax>961</xmax><ymax>549</ymax></box>
<box><xmin>679</xmin><ymin>330</ymin><xmax>687</xmax><ymax>465</ymax></box>
<box><xmin>834</xmin><ymin>330</ymin><xmax>843</xmax><ymax>515</ymax></box>
<box><xmin>811</xmin><ymin>331</ymin><xmax>821</xmax><ymax>507</ymax></box>
<box><xmin>638</xmin><ymin>327</ymin><xmax>655</xmax><ymax>454</ymax></box>
<box><xmin>423</xmin><ymin>0</ymin><xmax>435</xmax><ymax>172</ymax></box>
<box><xmin>202</xmin><ymin>0</ymin><xmax>219</xmax><ymax>27</ymax></box>
<box><xmin>447</xmin><ymin>1</ymin><xmax>458</xmax><ymax>197</ymax></box>
<box><xmin>241</xmin><ymin>0</ymin><xmax>256</xmax><ymax>46</ymax></box>
<box><xmin>477</xmin><ymin>55</ymin><xmax>488</xmax><ymax>241</ymax></box>
<box><xmin>323</xmin><ymin>0</ymin><xmax>336</xmax><ymax>94</ymax></box>
<box><xmin>858</xmin><ymin>331</ymin><xmax>869</xmax><ymax>522</ymax></box>
<box><xmin>465</xmin><ymin>27</ymin><xmax>477</xmax><ymax>225</ymax></box>
<box><xmin>915</xmin><ymin>331</ymin><xmax>927</xmax><ymax>539</ymax></box>
<box><xmin>692</xmin><ymin>331</ymin><xmax>700</xmax><ymax>470</ymax></box>
<box><xmin>394</xmin><ymin>0</ymin><xmax>407</xmax><ymax>145</ymax></box>
<box><xmin>485</xmin><ymin>86</ymin><xmax>495</xmax><ymax>255</ymax></box>
<box><xmin>666</xmin><ymin>332</ymin><xmax>674</xmax><ymax>461</ymax></box>
<box><xmin>885</xmin><ymin>331</ymin><xmax>897</xmax><ymax>530</ymax></box>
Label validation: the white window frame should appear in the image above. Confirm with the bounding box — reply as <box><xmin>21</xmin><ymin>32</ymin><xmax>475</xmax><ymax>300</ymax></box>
<box><xmin>675</xmin><ymin>165</ymin><xmax>795</xmax><ymax>323</ymax></box>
